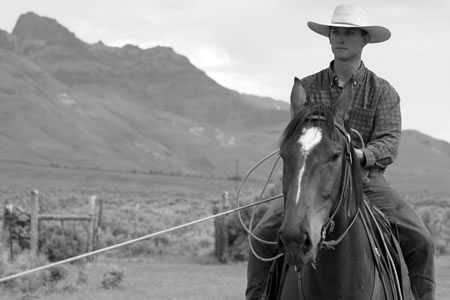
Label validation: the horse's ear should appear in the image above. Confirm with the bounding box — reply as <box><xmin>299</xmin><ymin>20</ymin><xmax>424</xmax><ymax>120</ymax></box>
<box><xmin>290</xmin><ymin>77</ymin><xmax>307</xmax><ymax>119</ymax></box>
<box><xmin>333</xmin><ymin>81</ymin><xmax>354</xmax><ymax>123</ymax></box>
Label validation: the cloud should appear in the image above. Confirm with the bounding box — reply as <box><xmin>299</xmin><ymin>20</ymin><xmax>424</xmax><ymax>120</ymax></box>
<box><xmin>190</xmin><ymin>47</ymin><xmax>234</xmax><ymax>68</ymax></box>
<box><xmin>207</xmin><ymin>70</ymin><xmax>286</xmax><ymax>100</ymax></box>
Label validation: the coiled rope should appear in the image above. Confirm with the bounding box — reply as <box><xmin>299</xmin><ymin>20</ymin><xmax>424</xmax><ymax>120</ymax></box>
<box><xmin>236</xmin><ymin>150</ymin><xmax>284</xmax><ymax>262</ymax></box>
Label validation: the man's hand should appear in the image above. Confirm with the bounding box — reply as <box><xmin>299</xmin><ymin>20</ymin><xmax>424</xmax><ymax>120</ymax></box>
<box><xmin>354</xmin><ymin>148</ymin><xmax>369</xmax><ymax>183</ymax></box>
<box><xmin>354</xmin><ymin>148</ymin><xmax>366</xmax><ymax>166</ymax></box>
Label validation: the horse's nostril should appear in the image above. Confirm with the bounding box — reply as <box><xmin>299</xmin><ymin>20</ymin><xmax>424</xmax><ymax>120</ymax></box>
<box><xmin>278</xmin><ymin>228</ymin><xmax>313</xmax><ymax>254</ymax></box>
<box><xmin>302</xmin><ymin>231</ymin><xmax>313</xmax><ymax>253</ymax></box>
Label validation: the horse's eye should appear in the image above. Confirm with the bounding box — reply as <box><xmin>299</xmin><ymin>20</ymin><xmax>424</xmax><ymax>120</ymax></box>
<box><xmin>330</xmin><ymin>152</ymin><xmax>341</xmax><ymax>162</ymax></box>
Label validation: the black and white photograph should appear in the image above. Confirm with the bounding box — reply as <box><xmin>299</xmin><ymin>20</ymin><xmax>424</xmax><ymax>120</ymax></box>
<box><xmin>0</xmin><ymin>1</ymin><xmax>448</xmax><ymax>299</ymax></box>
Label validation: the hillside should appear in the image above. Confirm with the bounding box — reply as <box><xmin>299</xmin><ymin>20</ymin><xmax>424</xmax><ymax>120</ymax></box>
<box><xmin>0</xmin><ymin>12</ymin><xmax>449</xmax><ymax>196</ymax></box>
<box><xmin>387</xmin><ymin>130</ymin><xmax>450</xmax><ymax>195</ymax></box>
<box><xmin>0</xmin><ymin>12</ymin><xmax>289</xmax><ymax>178</ymax></box>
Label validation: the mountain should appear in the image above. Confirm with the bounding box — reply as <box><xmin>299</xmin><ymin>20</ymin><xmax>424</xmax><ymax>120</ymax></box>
<box><xmin>0</xmin><ymin>12</ymin><xmax>289</xmax><ymax>179</ymax></box>
<box><xmin>12</xmin><ymin>12</ymin><xmax>86</xmax><ymax>50</ymax></box>
<box><xmin>0</xmin><ymin>12</ymin><xmax>449</xmax><ymax>196</ymax></box>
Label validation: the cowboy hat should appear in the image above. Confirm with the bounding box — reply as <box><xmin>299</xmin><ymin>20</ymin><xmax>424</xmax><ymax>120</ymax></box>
<box><xmin>307</xmin><ymin>5</ymin><xmax>391</xmax><ymax>43</ymax></box>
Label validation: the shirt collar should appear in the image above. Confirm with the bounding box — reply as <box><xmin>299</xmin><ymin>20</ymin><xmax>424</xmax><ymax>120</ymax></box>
<box><xmin>328</xmin><ymin>61</ymin><xmax>366</xmax><ymax>87</ymax></box>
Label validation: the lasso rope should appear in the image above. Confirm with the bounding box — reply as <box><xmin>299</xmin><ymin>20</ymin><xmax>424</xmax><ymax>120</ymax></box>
<box><xmin>0</xmin><ymin>194</ymin><xmax>279</xmax><ymax>284</ymax></box>
<box><xmin>236</xmin><ymin>150</ymin><xmax>284</xmax><ymax>262</ymax></box>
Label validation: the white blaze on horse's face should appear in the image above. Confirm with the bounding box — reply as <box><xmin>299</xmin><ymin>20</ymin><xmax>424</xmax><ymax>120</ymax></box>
<box><xmin>295</xmin><ymin>127</ymin><xmax>322</xmax><ymax>204</ymax></box>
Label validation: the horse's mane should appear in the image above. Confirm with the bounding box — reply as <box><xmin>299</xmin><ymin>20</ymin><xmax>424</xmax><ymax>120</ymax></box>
<box><xmin>280</xmin><ymin>103</ymin><xmax>364</xmax><ymax>211</ymax></box>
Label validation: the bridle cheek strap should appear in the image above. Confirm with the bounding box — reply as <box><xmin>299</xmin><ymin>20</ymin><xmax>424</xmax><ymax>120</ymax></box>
<box><xmin>319</xmin><ymin>121</ymin><xmax>360</xmax><ymax>249</ymax></box>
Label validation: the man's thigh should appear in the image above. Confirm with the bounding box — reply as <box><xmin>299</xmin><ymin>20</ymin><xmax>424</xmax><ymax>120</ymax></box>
<box><xmin>363</xmin><ymin>170</ymin><xmax>431</xmax><ymax>251</ymax></box>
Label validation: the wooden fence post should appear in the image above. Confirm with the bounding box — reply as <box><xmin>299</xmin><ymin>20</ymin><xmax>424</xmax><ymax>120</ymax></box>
<box><xmin>88</xmin><ymin>195</ymin><xmax>97</xmax><ymax>253</ymax></box>
<box><xmin>221</xmin><ymin>192</ymin><xmax>229</xmax><ymax>262</ymax></box>
<box><xmin>213</xmin><ymin>203</ymin><xmax>220</xmax><ymax>259</ymax></box>
<box><xmin>96</xmin><ymin>198</ymin><xmax>103</xmax><ymax>244</ymax></box>
<box><xmin>213</xmin><ymin>191</ymin><xmax>230</xmax><ymax>263</ymax></box>
<box><xmin>30</xmin><ymin>190</ymin><xmax>39</xmax><ymax>259</ymax></box>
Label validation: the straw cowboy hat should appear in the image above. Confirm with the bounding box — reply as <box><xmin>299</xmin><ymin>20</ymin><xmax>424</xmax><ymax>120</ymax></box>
<box><xmin>307</xmin><ymin>5</ymin><xmax>391</xmax><ymax>43</ymax></box>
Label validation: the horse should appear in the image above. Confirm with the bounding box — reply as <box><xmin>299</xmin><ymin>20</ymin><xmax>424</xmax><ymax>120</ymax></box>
<box><xmin>271</xmin><ymin>78</ymin><xmax>415</xmax><ymax>300</ymax></box>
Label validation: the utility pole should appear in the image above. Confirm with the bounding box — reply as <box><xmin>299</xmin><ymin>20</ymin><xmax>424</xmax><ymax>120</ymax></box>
<box><xmin>234</xmin><ymin>159</ymin><xmax>240</xmax><ymax>192</ymax></box>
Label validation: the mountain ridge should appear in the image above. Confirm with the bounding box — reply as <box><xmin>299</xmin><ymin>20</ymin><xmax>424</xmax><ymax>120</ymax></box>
<box><xmin>13</xmin><ymin>11</ymin><xmax>86</xmax><ymax>49</ymax></box>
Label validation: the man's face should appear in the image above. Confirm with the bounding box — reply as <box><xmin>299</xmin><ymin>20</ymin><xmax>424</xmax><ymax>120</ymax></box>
<box><xmin>329</xmin><ymin>27</ymin><xmax>369</xmax><ymax>61</ymax></box>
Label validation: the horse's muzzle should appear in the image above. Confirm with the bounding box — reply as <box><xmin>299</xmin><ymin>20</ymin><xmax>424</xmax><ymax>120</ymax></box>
<box><xmin>278</xmin><ymin>228</ymin><xmax>315</xmax><ymax>267</ymax></box>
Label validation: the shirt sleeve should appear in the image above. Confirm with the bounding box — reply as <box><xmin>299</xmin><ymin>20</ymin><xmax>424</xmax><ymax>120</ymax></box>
<box><xmin>361</xmin><ymin>84</ymin><xmax>402</xmax><ymax>169</ymax></box>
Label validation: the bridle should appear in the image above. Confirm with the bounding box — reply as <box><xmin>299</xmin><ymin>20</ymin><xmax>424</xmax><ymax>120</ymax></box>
<box><xmin>281</xmin><ymin>115</ymin><xmax>361</xmax><ymax>255</ymax></box>
<box><xmin>309</xmin><ymin>116</ymin><xmax>361</xmax><ymax>250</ymax></box>
<box><xmin>240</xmin><ymin>116</ymin><xmax>363</xmax><ymax>263</ymax></box>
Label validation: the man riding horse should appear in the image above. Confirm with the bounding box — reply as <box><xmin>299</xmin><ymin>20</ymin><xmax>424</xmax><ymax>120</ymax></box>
<box><xmin>246</xmin><ymin>5</ymin><xmax>435</xmax><ymax>300</ymax></box>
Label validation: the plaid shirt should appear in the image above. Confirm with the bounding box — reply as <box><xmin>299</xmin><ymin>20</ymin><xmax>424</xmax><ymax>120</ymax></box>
<box><xmin>300</xmin><ymin>61</ymin><xmax>401</xmax><ymax>170</ymax></box>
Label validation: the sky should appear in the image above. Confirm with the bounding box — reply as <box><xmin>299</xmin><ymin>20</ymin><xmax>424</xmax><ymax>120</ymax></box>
<box><xmin>1</xmin><ymin>1</ymin><xmax>450</xmax><ymax>142</ymax></box>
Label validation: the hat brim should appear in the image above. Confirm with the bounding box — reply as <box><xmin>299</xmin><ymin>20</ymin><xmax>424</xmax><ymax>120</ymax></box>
<box><xmin>307</xmin><ymin>21</ymin><xmax>391</xmax><ymax>43</ymax></box>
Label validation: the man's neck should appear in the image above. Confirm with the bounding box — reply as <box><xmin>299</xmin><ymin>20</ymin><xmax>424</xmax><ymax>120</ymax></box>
<box><xmin>333</xmin><ymin>58</ymin><xmax>362</xmax><ymax>86</ymax></box>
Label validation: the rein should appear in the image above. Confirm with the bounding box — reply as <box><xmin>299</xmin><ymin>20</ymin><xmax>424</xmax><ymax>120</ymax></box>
<box><xmin>320</xmin><ymin>147</ymin><xmax>360</xmax><ymax>249</ymax></box>
<box><xmin>305</xmin><ymin>116</ymin><xmax>361</xmax><ymax>251</ymax></box>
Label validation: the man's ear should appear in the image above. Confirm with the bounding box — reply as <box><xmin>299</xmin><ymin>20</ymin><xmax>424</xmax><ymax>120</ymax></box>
<box><xmin>290</xmin><ymin>77</ymin><xmax>307</xmax><ymax>119</ymax></box>
<box><xmin>362</xmin><ymin>32</ymin><xmax>370</xmax><ymax>46</ymax></box>
<box><xmin>333</xmin><ymin>80</ymin><xmax>353</xmax><ymax>123</ymax></box>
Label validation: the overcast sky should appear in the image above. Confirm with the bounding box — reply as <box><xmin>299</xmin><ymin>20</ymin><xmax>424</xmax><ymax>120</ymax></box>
<box><xmin>1</xmin><ymin>1</ymin><xmax>449</xmax><ymax>142</ymax></box>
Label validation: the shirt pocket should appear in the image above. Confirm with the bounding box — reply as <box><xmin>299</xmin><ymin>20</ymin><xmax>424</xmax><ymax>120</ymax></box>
<box><xmin>348</xmin><ymin>106</ymin><xmax>375</xmax><ymax>146</ymax></box>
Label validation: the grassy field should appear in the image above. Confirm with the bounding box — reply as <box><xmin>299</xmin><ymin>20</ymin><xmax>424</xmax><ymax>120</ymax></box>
<box><xmin>0</xmin><ymin>255</ymin><xmax>449</xmax><ymax>300</ymax></box>
<box><xmin>0</xmin><ymin>161</ymin><xmax>449</xmax><ymax>299</ymax></box>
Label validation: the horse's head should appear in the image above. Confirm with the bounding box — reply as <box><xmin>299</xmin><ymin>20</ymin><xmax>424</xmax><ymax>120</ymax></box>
<box><xmin>277</xmin><ymin>77</ymin><xmax>356</xmax><ymax>269</ymax></box>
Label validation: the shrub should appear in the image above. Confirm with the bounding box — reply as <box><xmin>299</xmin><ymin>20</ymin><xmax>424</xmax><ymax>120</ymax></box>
<box><xmin>212</xmin><ymin>181</ymin><xmax>282</xmax><ymax>262</ymax></box>
<box><xmin>76</xmin><ymin>266</ymin><xmax>88</xmax><ymax>286</ymax></box>
<box><xmin>0</xmin><ymin>244</ymin><xmax>8</xmax><ymax>277</ymax></box>
<box><xmin>101</xmin><ymin>266</ymin><xmax>124</xmax><ymax>289</ymax></box>
<box><xmin>0</xmin><ymin>251</ymin><xmax>50</xmax><ymax>293</ymax></box>
<box><xmin>127</xmin><ymin>240</ymin><xmax>154</xmax><ymax>256</ymax></box>
<box><xmin>417</xmin><ymin>207</ymin><xmax>439</xmax><ymax>237</ymax></box>
<box><xmin>47</xmin><ymin>265</ymin><xmax>68</xmax><ymax>286</ymax></box>
<box><xmin>220</xmin><ymin>200</ymin><xmax>270</xmax><ymax>262</ymax></box>
<box><xmin>102</xmin><ymin>218</ymin><xmax>130</xmax><ymax>238</ymax></box>
<box><xmin>435</xmin><ymin>238</ymin><xmax>448</xmax><ymax>256</ymax></box>
<box><xmin>39</xmin><ymin>224</ymin><xmax>87</xmax><ymax>262</ymax></box>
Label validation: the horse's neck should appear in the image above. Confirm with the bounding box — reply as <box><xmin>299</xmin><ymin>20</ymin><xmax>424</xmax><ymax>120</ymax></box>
<box><xmin>302</xmin><ymin>208</ymin><xmax>375</xmax><ymax>299</ymax></box>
